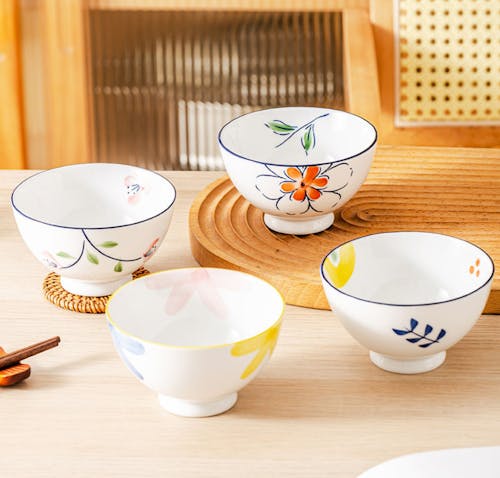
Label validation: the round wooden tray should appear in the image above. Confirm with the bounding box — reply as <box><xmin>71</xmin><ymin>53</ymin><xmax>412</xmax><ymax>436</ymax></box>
<box><xmin>189</xmin><ymin>171</ymin><xmax>499</xmax><ymax>313</ymax></box>
<box><xmin>189</xmin><ymin>176</ymin><xmax>374</xmax><ymax>310</ymax></box>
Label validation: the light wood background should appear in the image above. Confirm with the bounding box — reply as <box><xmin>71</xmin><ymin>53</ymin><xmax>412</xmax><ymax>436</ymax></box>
<box><xmin>0</xmin><ymin>0</ymin><xmax>25</xmax><ymax>168</ymax></box>
<box><xmin>1</xmin><ymin>167</ymin><xmax>499</xmax><ymax>477</ymax></box>
<box><xmin>3</xmin><ymin>1</ymin><xmax>499</xmax><ymax>170</ymax></box>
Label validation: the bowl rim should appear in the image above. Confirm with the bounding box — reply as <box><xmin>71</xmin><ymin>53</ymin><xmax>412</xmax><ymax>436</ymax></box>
<box><xmin>218</xmin><ymin>106</ymin><xmax>378</xmax><ymax>167</ymax></box>
<box><xmin>105</xmin><ymin>267</ymin><xmax>286</xmax><ymax>350</ymax></box>
<box><xmin>320</xmin><ymin>231</ymin><xmax>495</xmax><ymax>307</ymax></box>
<box><xmin>11</xmin><ymin>162</ymin><xmax>176</xmax><ymax>230</ymax></box>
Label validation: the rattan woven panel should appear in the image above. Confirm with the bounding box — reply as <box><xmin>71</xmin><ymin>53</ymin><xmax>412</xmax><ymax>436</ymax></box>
<box><xmin>43</xmin><ymin>267</ymin><xmax>150</xmax><ymax>314</ymax></box>
<box><xmin>395</xmin><ymin>0</ymin><xmax>500</xmax><ymax>125</ymax></box>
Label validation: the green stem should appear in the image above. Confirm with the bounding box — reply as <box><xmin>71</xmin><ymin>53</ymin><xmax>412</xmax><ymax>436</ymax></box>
<box><xmin>274</xmin><ymin>112</ymin><xmax>329</xmax><ymax>148</ymax></box>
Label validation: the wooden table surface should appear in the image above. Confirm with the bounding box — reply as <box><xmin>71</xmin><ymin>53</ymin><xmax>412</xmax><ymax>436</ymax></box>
<box><xmin>1</xmin><ymin>147</ymin><xmax>499</xmax><ymax>477</ymax></box>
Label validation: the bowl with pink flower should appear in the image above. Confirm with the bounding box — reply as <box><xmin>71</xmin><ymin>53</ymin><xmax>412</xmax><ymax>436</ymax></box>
<box><xmin>218</xmin><ymin>107</ymin><xmax>377</xmax><ymax>234</ymax></box>
<box><xmin>106</xmin><ymin>268</ymin><xmax>284</xmax><ymax>417</ymax></box>
<box><xmin>11</xmin><ymin>163</ymin><xmax>176</xmax><ymax>297</ymax></box>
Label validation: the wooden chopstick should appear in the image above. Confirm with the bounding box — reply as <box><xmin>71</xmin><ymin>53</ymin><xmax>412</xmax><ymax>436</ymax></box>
<box><xmin>0</xmin><ymin>337</ymin><xmax>60</xmax><ymax>370</ymax></box>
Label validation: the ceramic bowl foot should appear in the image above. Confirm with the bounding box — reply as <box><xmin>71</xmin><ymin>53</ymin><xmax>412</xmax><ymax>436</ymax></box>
<box><xmin>61</xmin><ymin>275</ymin><xmax>132</xmax><ymax>297</ymax></box>
<box><xmin>158</xmin><ymin>392</ymin><xmax>238</xmax><ymax>417</ymax></box>
<box><xmin>263</xmin><ymin>212</ymin><xmax>334</xmax><ymax>235</ymax></box>
<box><xmin>369</xmin><ymin>351</ymin><xmax>446</xmax><ymax>374</ymax></box>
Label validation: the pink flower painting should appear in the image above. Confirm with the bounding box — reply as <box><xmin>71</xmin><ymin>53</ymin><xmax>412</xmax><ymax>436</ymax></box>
<box><xmin>145</xmin><ymin>269</ymin><xmax>240</xmax><ymax>319</ymax></box>
<box><xmin>125</xmin><ymin>175</ymin><xmax>145</xmax><ymax>205</ymax></box>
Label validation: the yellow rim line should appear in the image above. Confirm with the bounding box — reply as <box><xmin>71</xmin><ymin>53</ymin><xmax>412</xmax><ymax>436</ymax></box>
<box><xmin>105</xmin><ymin>267</ymin><xmax>285</xmax><ymax>350</ymax></box>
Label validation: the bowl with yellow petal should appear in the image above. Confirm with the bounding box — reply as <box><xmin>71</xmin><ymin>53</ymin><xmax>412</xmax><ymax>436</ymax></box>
<box><xmin>218</xmin><ymin>107</ymin><xmax>377</xmax><ymax>235</ymax></box>
<box><xmin>321</xmin><ymin>232</ymin><xmax>494</xmax><ymax>374</ymax></box>
<box><xmin>106</xmin><ymin>267</ymin><xmax>284</xmax><ymax>417</ymax></box>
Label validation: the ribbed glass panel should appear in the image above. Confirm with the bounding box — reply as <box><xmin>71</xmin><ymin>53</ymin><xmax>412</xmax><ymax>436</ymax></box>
<box><xmin>89</xmin><ymin>10</ymin><xmax>344</xmax><ymax>170</ymax></box>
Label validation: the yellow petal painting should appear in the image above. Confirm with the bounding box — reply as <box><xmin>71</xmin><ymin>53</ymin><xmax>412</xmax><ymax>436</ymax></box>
<box><xmin>324</xmin><ymin>242</ymin><xmax>356</xmax><ymax>288</ymax></box>
<box><xmin>231</xmin><ymin>321</ymin><xmax>282</xmax><ymax>380</ymax></box>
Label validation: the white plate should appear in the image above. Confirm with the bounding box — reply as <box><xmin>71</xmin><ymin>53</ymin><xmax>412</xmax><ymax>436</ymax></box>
<box><xmin>359</xmin><ymin>447</ymin><xmax>500</xmax><ymax>478</ymax></box>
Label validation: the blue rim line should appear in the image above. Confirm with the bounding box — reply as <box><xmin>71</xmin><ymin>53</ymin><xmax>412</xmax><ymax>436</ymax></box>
<box><xmin>320</xmin><ymin>231</ymin><xmax>495</xmax><ymax>308</ymax></box>
<box><xmin>59</xmin><ymin>241</ymin><xmax>86</xmax><ymax>269</ymax></box>
<box><xmin>218</xmin><ymin>107</ymin><xmax>378</xmax><ymax>167</ymax></box>
<box><xmin>11</xmin><ymin>163</ymin><xmax>176</xmax><ymax>230</ymax></box>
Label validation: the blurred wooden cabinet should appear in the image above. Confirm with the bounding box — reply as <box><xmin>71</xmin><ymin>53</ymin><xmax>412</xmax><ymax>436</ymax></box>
<box><xmin>3</xmin><ymin>0</ymin><xmax>379</xmax><ymax>169</ymax></box>
<box><xmin>2</xmin><ymin>0</ymin><xmax>498</xmax><ymax>170</ymax></box>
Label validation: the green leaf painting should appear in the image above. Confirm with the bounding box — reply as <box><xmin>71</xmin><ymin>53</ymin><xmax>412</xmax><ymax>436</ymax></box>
<box><xmin>114</xmin><ymin>262</ymin><xmax>123</xmax><ymax>273</ymax></box>
<box><xmin>265</xmin><ymin>112</ymin><xmax>329</xmax><ymax>155</ymax></box>
<box><xmin>301</xmin><ymin>125</ymin><xmax>315</xmax><ymax>154</ymax></box>
<box><xmin>99</xmin><ymin>241</ymin><xmax>118</xmax><ymax>248</ymax></box>
<box><xmin>87</xmin><ymin>252</ymin><xmax>99</xmax><ymax>265</ymax></box>
<box><xmin>265</xmin><ymin>120</ymin><xmax>297</xmax><ymax>135</ymax></box>
<box><xmin>56</xmin><ymin>251</ymin><xmax>75</xmax><ymax>259</ymax></box>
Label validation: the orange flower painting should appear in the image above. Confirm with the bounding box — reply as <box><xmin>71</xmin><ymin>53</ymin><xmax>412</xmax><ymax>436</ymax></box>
<box><xmin>256</xmin><ymin>162</ymin><xmax>353</xmax><ymax>214</ymax></box>
<box><xmin>280</xmin><ymin>166</ymin><xmax>328</xmax><ymax>201</ymax></box>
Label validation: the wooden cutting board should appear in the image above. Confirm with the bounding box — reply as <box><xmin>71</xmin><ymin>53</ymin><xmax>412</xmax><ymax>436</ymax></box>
<box><xmin>189</xmin><ymin>146</ymin><xmax>500</xmax><ymax>314</ymax></box>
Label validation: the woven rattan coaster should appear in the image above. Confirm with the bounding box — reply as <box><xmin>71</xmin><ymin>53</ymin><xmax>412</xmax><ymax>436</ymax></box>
<box><xmin>43</xmin><ymin>267</ymin><xmax>150</xmax><ymax>314</ymax></box>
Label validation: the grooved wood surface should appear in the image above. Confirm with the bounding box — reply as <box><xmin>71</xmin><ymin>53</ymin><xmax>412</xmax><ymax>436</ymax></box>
<box><xmin>190</xmin><ymin>146</ymin><xmax>500</xmax><ymax>313</ymax></box>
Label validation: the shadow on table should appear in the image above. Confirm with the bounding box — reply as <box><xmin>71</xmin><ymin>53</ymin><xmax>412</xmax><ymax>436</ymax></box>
<box><xmin>232</xmin><ymin>339</ymin><xmax>500</xmax><ymax>420</ymax></box>
<box><xmin>1</xmin><ymin>353</ymin><xmax>110</xmax><ymax>391</ymax></box>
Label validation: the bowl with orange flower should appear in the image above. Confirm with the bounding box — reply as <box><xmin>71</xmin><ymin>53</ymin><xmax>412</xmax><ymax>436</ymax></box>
<box><xmin>218</xmin><ymin>107</ymin><xmax>377</xmax><ymax>234</ymax></box>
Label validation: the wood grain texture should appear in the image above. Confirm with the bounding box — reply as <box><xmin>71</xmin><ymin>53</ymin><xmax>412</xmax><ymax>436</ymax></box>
<box><xmin>0</xmin><ymin>347</ymin><xmax>31</xmax><ymax>387</ymax></box>
<box><xmin>0</xmin><ymin>167</ymin><xmax>498</xmax><ymax>477</ymax></box>
<box><xmin>0</xmin><ymin>0</ymin><xmax>25</xmax><ymax>168</ymax></box>
<box><xmin>343</xmin><ymin>9</ymin><xmax>380</xmax><ymax>127</ymax></box>
<box><xmin>40</xmin><ymin>0</ymin><xmax>93</xmax><ymax>167</ymax></box>
<box><xmin>370</xmin><ymin>0</ymin><xmax>500</xmax><ymax>148</ymax></box>
<box><xmin>90</xmin><ymin>0</ymin><xmax>369</xmax><ymax>11</ymax></box>
<box><xmin>190</xmin><ymin>146</ymin><xmax>500</xmax><ymax>313</ymax></box>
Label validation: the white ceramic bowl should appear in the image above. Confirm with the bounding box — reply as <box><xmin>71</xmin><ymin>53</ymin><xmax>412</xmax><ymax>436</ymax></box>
<box><xmin>218</xmin><ymin>107</ymin><xmax>377</xmax><ymax>235</ymax></box>
<box><xmin>106</xmin><ymin>268</ymin><xmax>284</xmax><ymax>417</ymax></box>
<box><xmin>11</xmin><ymin>163</ymin><xmax>176</xmax><ymax>297</ymax></box>
<box><xmin>321</xmin><ymin>232</ymin><xmax>494</xmax><ymax>374</ymax></box>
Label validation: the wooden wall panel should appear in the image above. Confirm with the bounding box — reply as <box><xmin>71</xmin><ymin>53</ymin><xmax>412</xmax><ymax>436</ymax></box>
<box><xmin>40</xmin><ymin>0</ymin><xmax>93</xmax><ymax>167</ymax></box>
<box><xmin>343</xmin><ymin>9</ymin><xmax>380</xmax><ymax>127</ymax></box>
<box><xmin>0</xmin><ymin>0</ymin><xmax>25</xmax><ymax>169</ymax></box>
<box><xmin>90</xmin><ymin>0</ymin><xmax>370</xmax><ymax>11</ymax></box>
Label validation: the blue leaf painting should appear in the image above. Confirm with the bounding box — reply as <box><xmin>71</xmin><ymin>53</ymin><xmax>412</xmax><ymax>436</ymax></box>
<box><xmin>407</xmin><ymin>337</ymin><xmax>422</xmax><ymax>343</ymax></box>
<box><xmin>109</xmin><ymin>324</ymin><xmax>145</xmax><ymax>380</ymax></box>
<box><xmin>419</xmin><ymin>342</ymin><xmax>434</xmax><ymax>349</ymax></box>
<box><xmin>437</xmin><ymin>329</ymin><xmax>447</xmax><ymax>341</ymax></box>
<box><xmin>392</xmin><ymin>328</ymin><xmax>409</xmax><ymax>336</ymax></box>
<box><xmin>392</xmin><ymin>318</ymin><xmax>447</xmax><ymax>349</ymax></box>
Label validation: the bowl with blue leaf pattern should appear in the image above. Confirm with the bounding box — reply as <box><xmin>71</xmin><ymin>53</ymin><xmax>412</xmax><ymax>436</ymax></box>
<box><xmin>320</xmin><ymin>232</ymin><xmax>494</xmax><ymax>374</ymax></box>
<box><xmin>218</xmin><ymin>107</ymin><xmax>377</xmax><ymax>235</ymax></box>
